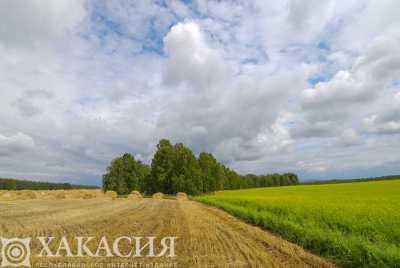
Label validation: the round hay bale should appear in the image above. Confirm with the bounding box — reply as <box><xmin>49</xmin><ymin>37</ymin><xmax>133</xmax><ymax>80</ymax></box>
<box><xmin>37</xmin><ymin>191</ymin><xmax>50</xmax><ymax>199</ymax></box>
<box><xmin>20</xmin><ymin>190</ymin><xmax>37</xmax><ymax>200</ymax></box>
<box><xmin>91</xmin><ymin>190</ymin><xmax>103</xmax><ymax>198</ymax></box>
<box><xmin>176</xmin><ymin>192</ymin><xmax>188</xmax><ymax>201</ymax></box>
<box><xmin>54</xmin><ymin>191</ymin><xmax>66</xmax><ymax>199</ymax></box>
<box><xmin>39</xmin><ymin>191</ymin><xmax>54</xmax><ymax>200</ymax></box>
<box><xmin>105</xmin><ymin>191</ymin><xmax>118</xmax><ymax>200</ymax></box>
<box><xmin>0</xmin><ymin>192</ymin><xmax>14</xmax><ymax>200</ymax></box>
<box><xmin>82</xmin><ymin>193</ymin><xmax>92</xmax><ymax>199</ymax></box>
<box><xmin>80</xmin><ymin>191</ymin><xmax>97</xmax><ymax>199</ymax></box>
<box><xmin>127</xmin><ymin>191</ymin><xmax>142</xmax><ymax>200</ymax></box>
<box><xmin>152</xmin><ymin>192</ymin><xmax>164</xmax><ymax>199</ymax></box>
<box><xmin>67</xmin><ymin>190</ymin><xmax>84</xmax><ymax>199</ymax></box>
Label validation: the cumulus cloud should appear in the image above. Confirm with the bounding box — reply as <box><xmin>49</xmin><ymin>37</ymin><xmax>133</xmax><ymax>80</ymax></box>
<box><xmin>302</xmin><ymin>31</ymin><xmax>400</xmax><ymax>109</ymax></box>
<box><xmin>163</xmin><ymin>21</ymin><xmax>226</xmax><ymax>89</ymax></box>
<box><xmin>294</xmin><ymin>28</ymin><xmax>400</xmax><ymax>147</ymax></box>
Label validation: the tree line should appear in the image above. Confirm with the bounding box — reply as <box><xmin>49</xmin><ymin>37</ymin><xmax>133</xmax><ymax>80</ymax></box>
<box><xmin>103</xmin><ymin>139</ymin><xmax>299</xmax><ymax>195</ymax></box>
<box><xmin>0</xmin><ymin>178</ymin><xmax>98</xmax><ymax>190</ymax></box>
<box><xmin>303</xmin><ymin>175</ymin><xmax>400</xmax><ymax>185</ymax></box>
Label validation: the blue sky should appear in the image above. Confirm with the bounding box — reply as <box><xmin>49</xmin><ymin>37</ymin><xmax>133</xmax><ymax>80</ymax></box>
<box><xmin>0</xmin><ymin>0</ymin><xmax>400</xmax><ymax>185</ymax></box>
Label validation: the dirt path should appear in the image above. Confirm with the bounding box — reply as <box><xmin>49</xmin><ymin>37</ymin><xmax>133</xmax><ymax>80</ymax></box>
<box><xmin>0</xmin><ymin>198</ymin><xmax>335</xmax><ymax>267</ymax></box>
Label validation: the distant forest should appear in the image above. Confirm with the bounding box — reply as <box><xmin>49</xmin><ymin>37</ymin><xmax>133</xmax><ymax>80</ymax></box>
<box><xmin>302</xmin><ymin>175</ymin><xmax>400</xmax><ymax>185</ymax></box>
<box><xmin>103</xmin><ymin>139</ymin><xmax>299</xmax><ymax>195</ymax></box>
<box><xmin>0</xmin><ymin>178</ymin><xmax>98</xmax><ymax>190</ymax></box>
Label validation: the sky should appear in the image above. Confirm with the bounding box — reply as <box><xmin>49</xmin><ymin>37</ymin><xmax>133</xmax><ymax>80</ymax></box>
<box><xmin>0</xmin><ymin>0</ymin><xmax>400</xmax><ymax>185</ymax></box>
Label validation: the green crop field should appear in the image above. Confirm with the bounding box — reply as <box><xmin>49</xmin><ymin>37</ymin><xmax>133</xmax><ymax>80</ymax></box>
<box><xmin>195</xmin><ymin>180</ymin><xmax>400</xmax><ymax>268</ymax></box>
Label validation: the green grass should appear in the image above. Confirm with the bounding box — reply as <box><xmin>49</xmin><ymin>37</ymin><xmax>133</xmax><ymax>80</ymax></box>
<box><xmin>195</xmin><ymin>180</ymin><xmax>400</xmax><ymax>268</ymax></box>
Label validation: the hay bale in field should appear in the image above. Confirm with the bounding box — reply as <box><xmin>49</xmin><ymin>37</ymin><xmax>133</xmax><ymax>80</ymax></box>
<box><xmin>39</xmin><ymin>193</ymin><xmax>51</xmax><ymax>199</ymax></box>
<box><xmin>20</xmin><ymin>190</ymin><xmax>37</xmax><ymax>200</ymax></box>
<box><xmin>152</xmin><ymin>192</ymin><xmax>163</xmax><ymax>199</ymax></box>
<box><xmin>96</xmin><ymin>191</ymin><xmax>107</xmax><ymax>198</ymax></box>
<box><xmin>37</xmin><ymin>191</ymin><xmax>50</xmax><ymax>199</ymax></box>
<box><xmin>91</xmin><ymin>189</ymin><xmax>103</xmax><ymax>198</ymax></box>
<box><xmin>54</xmin><ymin>191</ymin><xmax>66</xmax><ymax>199</ymax></box>
<box><xmin>127</xmin><ymin>191</ymin><xmax>142</xmax><ymax>200</ymax></box>
<box><xmin>105</xmin><ymin>191</ymin><xmax>118</xmax><ymax>200</ymax></box>
<box><xmin>67</xmin><ymin>190</ymin><xmax>83</xmax><ymax>199</ymax></box>
<box><xmin>68</xmin><ymin>190</ymin><xmax>92</xmax><ymax>199</ymax></box>
<box><xmin>65</xmin><ymin>190</ymin><xmax>97</xmax><ymax>199</ymax></box>
<box><xmin>176</xmin><ymin>192</ymin><xmax>188</xmax><ymax>201</ymax></box>
<box><xmin>82</xmin><ymin>192</ymin><xmax>95</xmax><ymax>199</ymax></box>
<box><xmin>0</xmin><ymin>191</ymin><xmax>14</xmax><ymax>200</ymax></box>
<box><xmin>0</xmin><ymin>190</ymin><xmax>38</xmax><ymax>200</ymax></box>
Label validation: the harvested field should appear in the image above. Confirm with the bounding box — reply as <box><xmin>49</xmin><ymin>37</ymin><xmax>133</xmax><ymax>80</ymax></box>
<box><xmin>0</xmin><ymin>198</ymin><xmax>334</xmax><ymax>267</ymax></box>
<box><xmin>0</xmin><ymin>189</ymin><xmax>104</xmax><ymax>201</ymax></box>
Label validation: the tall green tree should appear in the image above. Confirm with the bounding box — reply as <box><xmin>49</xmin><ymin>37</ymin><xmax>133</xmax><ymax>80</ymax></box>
<box><xmin>172</xmin><ymin>143</ymin><xmax>203</xmax><ymax>195</ymax></box>
<box><xmin>102</xmin><ymin>153</ymin><xmax>149</xmax><ymax>195</ymax></box>
<box><xmin>198</xmin><ymin>152</ymin><xmax>221</xmax><ymax>192</ymax></box>
<box><xmin>149</xmin><ymin>139</ymin><xmax>175</xmax><ymax>194</ymax></box>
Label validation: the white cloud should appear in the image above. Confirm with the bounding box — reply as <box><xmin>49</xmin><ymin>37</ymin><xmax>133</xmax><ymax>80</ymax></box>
<box><xmin>335</xmin><ymin>0</ymin><xmax>400</xmax><ymax>53</ymax></box>
<box><xmin>302</xmin><ymin>31</ymin><xmax>400</xmax><ymax>109</ymax></box>
<box><xmin>296</xmin><ymin>160</ymin><xmax>328</xmax><ymax>172</ymax></box>
<box><xmin>163</xmin><ymin>21</ymin><xmax>226</xmax><ymax>89</ymax></box>
<box><xmin>287</xmin><ymin>0</ymin><xmax>335</xmax><ymax>41</ymax></box>
<box><xmin>364</xmin><ymin>115</ymin><xmax>400</xmax><ymax>134</ymax></box>
<box><xmin>0</xmin><ymin>0</ymin><xmax>86</xmax><ymax>48</ymax></box>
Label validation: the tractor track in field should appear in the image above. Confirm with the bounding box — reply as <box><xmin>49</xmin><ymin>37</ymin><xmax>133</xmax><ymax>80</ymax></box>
<box><xmin>0</xmin><ymin>198</ymin><xmax>336</xmax><ymax>267</ymax></box>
